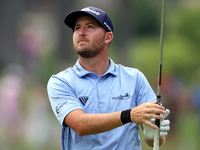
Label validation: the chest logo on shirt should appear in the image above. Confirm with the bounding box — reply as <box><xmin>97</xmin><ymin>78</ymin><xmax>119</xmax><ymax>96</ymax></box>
<box><xmin>112</xmin><ymin>93</ymin><xmax>131</xmax><ymax>100</ymax></box>
<box><xmin>79</xmin><ymin>96</ymin><xmax>88</xmax><ymax>106</ymax></box>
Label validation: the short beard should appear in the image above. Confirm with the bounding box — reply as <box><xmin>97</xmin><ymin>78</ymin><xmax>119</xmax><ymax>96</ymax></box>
<box><xmin>75</xmin><ymin>47</ymin><xmax>102</xmax><ymax>58</ymax></box>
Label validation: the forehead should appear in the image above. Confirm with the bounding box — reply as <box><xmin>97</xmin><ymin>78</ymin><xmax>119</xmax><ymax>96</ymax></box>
<box><xmin>75</xmin><ymin>16</ymin><xmax>101</xmax><ymax>26</ymax></box>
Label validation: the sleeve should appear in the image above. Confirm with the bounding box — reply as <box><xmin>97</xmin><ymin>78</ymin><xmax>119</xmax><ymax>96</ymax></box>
<box><xmin>47</xmin><ymin>75</ymin><xmax>83</xmax><ymax>126</ymax></box>
<box><xmin>135</xmin><ymin>71</ymin><xmax>157</xmax><ymax>106</ymax></box>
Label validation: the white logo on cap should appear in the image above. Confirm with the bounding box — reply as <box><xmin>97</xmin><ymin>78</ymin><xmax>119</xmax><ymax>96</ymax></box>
<box><xmin>104</xmin><ymin>22</ymin><xmax>112</xmax><ymax>31</ymax></box>
<box><xmin>81</xmin><ymin>7</ymin><xmax>100</xmax><ymax>16</ymax></box>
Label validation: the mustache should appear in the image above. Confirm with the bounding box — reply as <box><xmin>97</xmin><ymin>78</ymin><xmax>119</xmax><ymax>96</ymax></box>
<box><xmin>77</xmin><ymin>38</ymin><xmax>89</xmax><ymax>43</ymax></box>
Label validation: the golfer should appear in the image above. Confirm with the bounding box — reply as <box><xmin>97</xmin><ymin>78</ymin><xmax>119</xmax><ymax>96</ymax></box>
<box><xmin>47</xmin><ymin>6</ymin><xmax>170</xmax><ymax>150</ymax></box>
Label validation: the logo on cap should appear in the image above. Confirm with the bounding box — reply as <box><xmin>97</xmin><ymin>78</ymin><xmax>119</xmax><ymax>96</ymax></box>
<box><xmin>81</xmin><ymin>7</ymin><xmax>101</xmax><ymax>16</ymax></box>
<box><xmin>104</xmin><ymin>22</ymin><xmax>112</xmax><ymax>32</ymax></box>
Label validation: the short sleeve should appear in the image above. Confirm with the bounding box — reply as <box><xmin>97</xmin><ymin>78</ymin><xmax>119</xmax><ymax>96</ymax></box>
<box><xmin>47</xmin><ymin>75</ymin><xmax>83</xmax><ymax>126</ymax></box>
<box><xmin>135</xmin><ymin>71</ymin><xmax>156</xmax><ymax>106</ymax></box>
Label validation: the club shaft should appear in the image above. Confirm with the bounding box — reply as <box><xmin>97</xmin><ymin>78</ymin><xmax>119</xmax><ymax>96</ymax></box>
<box><xmin>157</xmin><ymin>0</ymin><xmax>165</xmax><ymax>97</ymax></box>
<box><xmin>153</xmin><ymin>0</ymin><xmax>165</xmax><ymax>149</ymax></box>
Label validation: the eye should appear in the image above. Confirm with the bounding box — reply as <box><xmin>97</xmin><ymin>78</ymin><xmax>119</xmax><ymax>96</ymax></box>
<box><xmin>87</xmin><ymin>25</ymin><xmax>94</xmax><ymax>29</ymax></box>
<box><xmin>74</xmin><ymin>26</ymin><xmax>81</xmax><ymax>31</ymax></box>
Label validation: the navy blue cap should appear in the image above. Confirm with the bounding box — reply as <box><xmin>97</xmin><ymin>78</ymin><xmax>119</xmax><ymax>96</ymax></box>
<box><xmin>64</xmin><ymin>6</ymin><xmax>114</xmax><ymax>34</ymax></box>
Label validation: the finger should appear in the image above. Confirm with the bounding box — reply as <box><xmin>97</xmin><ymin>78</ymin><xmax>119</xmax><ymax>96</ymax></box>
<box><xmin>146</xmin><ymin>102</ymin><xmax>165</xmax><ymax>110</ymax></box>
<box><xmin>145</xmin><ymin>108</ymin><xmax>165</xmax><ymax>115</ymax></box>
<box><xmin>160</xmin><ymin>120</ymin><xmax>170</xmax><ymax>126</ymax></box>
<box><xmin>151</xmin><ymin>101</ymin><xmax>157</xmax><ymax>104</ymax></box>
<box><xmin>160</xmin><ymin>131</ymin><xmax>168</xmax><ymax>136</ymax></box>
<box><xmin>144</xmin><ymin>120</ymin><xmax>158</xmax><ymax>130</ymax></box>
<box><xmin>144</xmin><ymin>114</ymin><xmax>163</xmax><ymax>121</ymax></box>
<box><xmin>160</xmin><ymin>125</ymin><xmax>170</xmax><ymax>131</ymax></box>
<box><xmin>146</xmin><ymin>111</ymin><xmax>165</xmax><ymax>119</ymax></box>
<box><xmin>151</xmin><ymin>114</ymin><xmax>164</xmax><ymax>120</ymax></box>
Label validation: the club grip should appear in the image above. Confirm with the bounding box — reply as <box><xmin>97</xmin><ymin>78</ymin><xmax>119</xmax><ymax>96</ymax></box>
<box><xmin>156</xmin><ymin>96</ymin><xmax>162</xmax><ymax>128</ymax></box>
<box><xmin>155</xmin><ymin>118</ymin><xmax>160</xmax><ymax>128</ymax></box>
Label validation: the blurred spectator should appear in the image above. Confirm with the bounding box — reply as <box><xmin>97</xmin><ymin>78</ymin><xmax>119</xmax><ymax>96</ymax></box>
<box><xmin>16</xmin><ymin>12</ymin><xmax>59</xmax><ymax>78</ymax></box>
<box><xmin>23</xmin><ymin>84</ymin><xmax>52</xmax><ymax>148</ymax></box>
<box><xmin>0</xmin><ymin>64</ymin><xmax>25</xmax><ymax>147</ymax></box>
<box><xmin>191</xmin><ymin>86</ymin><xmax>200</xmax><ymax>128</ymax></box>
<box><xmin>154</xmin><ymin>72</ymin><xmax>193</xmax><ymax>135</ymax></box>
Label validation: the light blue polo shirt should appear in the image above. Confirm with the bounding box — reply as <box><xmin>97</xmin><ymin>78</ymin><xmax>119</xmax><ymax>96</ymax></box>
<box><xmin>47</xmin><ymin>58</ymin><xmax>156</xmax><ymax>150</ymax></box>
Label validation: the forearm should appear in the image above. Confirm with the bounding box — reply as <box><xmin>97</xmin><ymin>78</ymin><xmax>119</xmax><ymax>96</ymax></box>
<box><xmin>64</xmin><ymin>101</ymin><xmax>165</xmax><ymax>136</ymax></box>
<box><xmin>64</xmin><ymin>109</ymin><xmax>123</xmax><ymax>136</ymax></box>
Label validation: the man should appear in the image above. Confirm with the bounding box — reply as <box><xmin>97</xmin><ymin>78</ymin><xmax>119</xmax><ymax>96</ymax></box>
<box><xmin>47</xmin><ymin>6</ymin><xmax>170</xmax><ymax>150</ymax></box>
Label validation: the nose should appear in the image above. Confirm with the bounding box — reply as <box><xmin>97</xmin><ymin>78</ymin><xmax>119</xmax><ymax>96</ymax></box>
<box><xmin>78</xmin><ymin>27</ymin><xmax>86</xmax><ymax>36</ymax></box>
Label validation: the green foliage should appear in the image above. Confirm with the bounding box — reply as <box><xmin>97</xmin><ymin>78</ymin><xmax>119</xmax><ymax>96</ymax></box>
<box><xmin>128</xmin><ymin>37</ymin><xmax>159</xmax><ymax>83</ymax></box>
<box><xmin>127</xmin><ymin>4</ymin><xmax>200</xmax><ymax>85</ymax></box>
<box><xmin>167</xmin><ymin>6</ymin><xmax>200</xmax><ymax>45</ymax></box>
<box><xmin>133</xmin><ymin>0</ymin><xmax>160</xmax><ymax>36</ymax></box>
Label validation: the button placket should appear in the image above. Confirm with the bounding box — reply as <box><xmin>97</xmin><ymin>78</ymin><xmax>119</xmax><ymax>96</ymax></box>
<box><xmin>97</xmin><ymin>76</ymin><xmax>106</xmax><ymax>108</ymax></box>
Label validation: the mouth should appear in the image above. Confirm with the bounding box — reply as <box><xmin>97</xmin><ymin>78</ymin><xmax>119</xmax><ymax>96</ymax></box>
<box><xmin>78</xmin><ymin>39</ymin><xmax>89</xmax><ymax>44</ymax></box>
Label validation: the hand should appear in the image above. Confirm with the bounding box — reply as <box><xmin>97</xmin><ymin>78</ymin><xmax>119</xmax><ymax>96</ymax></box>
<box><xmin>143</xmin><ymin>109</ymin><xmax>170</xmax><ymax>140</ymax></box>
<box><xmin>130</xmin><ymin>101</ymin><xmax>165</xmax><ymax>129</ymax></box>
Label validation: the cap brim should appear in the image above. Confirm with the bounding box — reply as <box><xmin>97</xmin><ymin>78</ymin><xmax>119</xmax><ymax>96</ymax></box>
<box><xmin>64</xmin><ymin>11</ymin><xmax>93</xmax><ymax>30</ymax></box>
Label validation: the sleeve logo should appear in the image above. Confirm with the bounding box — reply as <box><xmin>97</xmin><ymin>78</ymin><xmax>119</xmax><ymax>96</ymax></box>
<box><xmin>56</xmin><ymin>101</ymin><xmax>68</xmax><ymax>114</ymax></box>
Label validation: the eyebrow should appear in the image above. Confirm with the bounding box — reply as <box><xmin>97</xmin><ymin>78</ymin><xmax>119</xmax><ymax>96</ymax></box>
<box><xmin>75</xmin><ymin>22</ymin><xmax>95</xmax><ymax>27</ymax></box>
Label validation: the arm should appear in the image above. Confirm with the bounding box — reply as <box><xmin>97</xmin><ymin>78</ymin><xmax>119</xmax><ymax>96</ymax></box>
<box><xmin>64</xmin><ymin>101</ymin><xmax>165</xmax><ymax>136</ymax></box>
<box><xmin>64</xmin><ymin>109</ymin><xmax>123</xmax><ymax>136</ymax></box>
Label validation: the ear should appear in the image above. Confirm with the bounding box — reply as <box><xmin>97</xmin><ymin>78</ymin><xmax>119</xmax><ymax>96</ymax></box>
<box><xmin>105</xmin><ymin>32</ymin><xmax>113</xmax><ymax>45</ymax></box>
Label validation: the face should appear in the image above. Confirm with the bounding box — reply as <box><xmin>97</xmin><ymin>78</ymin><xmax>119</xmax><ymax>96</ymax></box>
<box><xmin>73</xmin><ymin>16</ymin><xmax>107</xmax><ymax>58</ymax></box>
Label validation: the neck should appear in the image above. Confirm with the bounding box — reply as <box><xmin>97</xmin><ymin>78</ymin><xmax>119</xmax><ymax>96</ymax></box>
<box><xmin>79</xmin><ymin>53</ymin><xmax>110</xmax><ymax>76</ymax></box>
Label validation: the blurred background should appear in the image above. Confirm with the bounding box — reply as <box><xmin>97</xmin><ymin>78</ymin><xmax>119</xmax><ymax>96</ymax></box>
<box><xmin>0</xmin><ymin>0</ymin><xmax>200</xmax><ymax>150</ymax></box>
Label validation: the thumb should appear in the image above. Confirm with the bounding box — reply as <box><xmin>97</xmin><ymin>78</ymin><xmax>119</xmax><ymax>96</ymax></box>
<box><xmin>162</xmin><ymin>109</ymin><xmax>170</xmax><ymax>119</ymax></box>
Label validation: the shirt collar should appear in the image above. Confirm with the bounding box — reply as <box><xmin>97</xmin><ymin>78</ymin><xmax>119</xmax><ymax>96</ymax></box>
<box><xmin>73</xmin><ymin>58</ymin><xmax>117</xmax><ymax>78</ymax></box>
